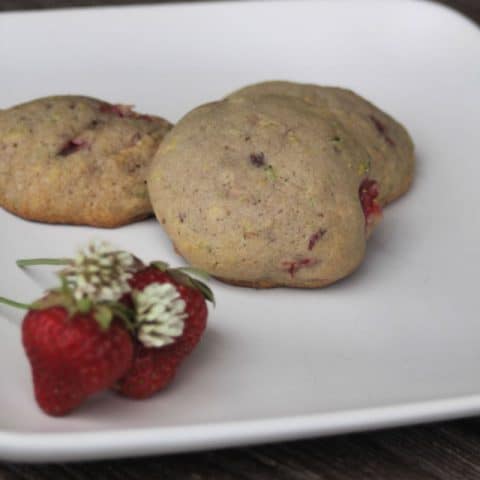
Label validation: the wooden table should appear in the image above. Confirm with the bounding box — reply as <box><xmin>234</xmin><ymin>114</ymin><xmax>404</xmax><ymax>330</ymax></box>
<box><xmin>1</xmin><ymin>1</ymin><xmax>479</xmax><ymax>478</ymax></box>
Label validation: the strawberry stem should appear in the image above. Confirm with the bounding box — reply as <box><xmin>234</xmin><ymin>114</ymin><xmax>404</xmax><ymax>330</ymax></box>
<box><xmin>0</xmin><ymin>296</ymin><xmax>31</xmax><ymax>310</ymax></box>
<box><xmin>107</xmin><ymin>302</ymin><xmax>135</xmax><ymax>331</ymax></box>
<box><xmin>16</xmin><ymin>258</ymin><xmax>71</xmax><ymax>267</ymax></box>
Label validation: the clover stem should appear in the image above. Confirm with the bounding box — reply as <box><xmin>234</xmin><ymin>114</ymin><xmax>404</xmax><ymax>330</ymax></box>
<box><xmin>0</xmin><ymin>297</ymin><xmax>31</xmax><ymax>310</ymax></box>
<box><xmin>16</xmin><ymin>258</ymin><xmax>71</xmax><ymax>268</ymax></box>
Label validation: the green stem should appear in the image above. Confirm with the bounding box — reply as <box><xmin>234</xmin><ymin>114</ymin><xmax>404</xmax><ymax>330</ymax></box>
<box><xmin>0</xmin><ymin>296</ymin><xmax>31</xmax><ymax>310</ymax></box>
<box><xmin>16</xmin><ymin>258</ymin><xmax>71</xmax><ymax>268</ymax></box>
<box><xmin>108</xmin><ymin>302</ymin><xmax>136</xmax><ymax>332</ymax></box>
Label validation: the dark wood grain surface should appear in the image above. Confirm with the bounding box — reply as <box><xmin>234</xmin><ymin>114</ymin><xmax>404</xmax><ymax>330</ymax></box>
<box><xmin>0</xmin><ymin>0</ymin><xmax>480</xmax><ymax>23</ymax></box>
<box><xmin>1</xmin><ymin>0</ymin><xmax>479</xmax><ymax>478</ymax></box>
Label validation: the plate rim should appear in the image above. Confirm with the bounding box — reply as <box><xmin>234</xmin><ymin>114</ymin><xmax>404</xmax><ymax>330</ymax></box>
<box><xmin>1</xmin><ymin>0</ymin><xmax>479</xmax><ymax>463</ymax></box>
<box><xmin>2</xmin><ymin>393</ymin><xmax>480</xmax><ymax>462</ymax></box>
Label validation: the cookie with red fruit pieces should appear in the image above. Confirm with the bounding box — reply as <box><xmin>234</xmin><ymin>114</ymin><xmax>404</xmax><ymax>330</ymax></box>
<box><xmin>148</xmin><ymin>93</ymin><xmax>389</xmax><ymax>288</ymax></box>
<box><xmin>227</xmin><ymin>81</ymin><xmax>415</xmax><ymax>206</ymax></box>
<box><xmin>0</xmin><ymin>95</ymin><xmax>171</xmax><ymax>227</ymax></box>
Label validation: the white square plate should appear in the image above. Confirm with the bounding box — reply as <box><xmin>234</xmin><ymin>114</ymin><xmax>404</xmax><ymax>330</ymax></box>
<box><xmin>1</xmin><ymin>0</ymin><xmax>479</xmax><ymax>463</ymax></box>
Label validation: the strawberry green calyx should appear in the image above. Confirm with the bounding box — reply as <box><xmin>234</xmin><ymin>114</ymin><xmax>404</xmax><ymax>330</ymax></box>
<box><xmin>31</xmin><ymin>288</ymin><xmax>135</xmax><ymax>332</ymax></box>
<box><xmin>151</xmin><ymin>262</ymin><xmax>215</xmax><ymax>305</ymax></box>
<box><xmin>0</xmin><ymin>291</ymin><xmax>80</xmax><ymax>314</ymax></box>
<box><xmin>1</xmin><ymin>289</ymin><xmax>135</xmax><ymax>333</ymax></box>
<box><xmin>33</xmin><ymin>291</ymin><xmax>77</xmax><ymax>314</ymax></box>
<box><xmin>133</xmin><ymin>283</ymin><xmax>187</xmax><ymax>348</ymax></box>
<box><xmin>93</xmin><ymin>302</ymin><xmax>135</xmax><ymax>332</ymax></box>
<box><xmin>102</xmin><ymin>301</ymin><xmax>135</xmax><ymax>331</ymax></box>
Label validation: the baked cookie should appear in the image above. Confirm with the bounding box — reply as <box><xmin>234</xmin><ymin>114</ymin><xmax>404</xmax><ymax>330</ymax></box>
<box><xmin>0</xmin><ymin>96</ymin><xmax>171</xmax><ymax>227</ymax></box>
<box><xmin>228</xmin><ymin>81</ymin><xmax>415</xmax><ymax>205</ymax></box>
<box><xmin>148</xmin><ymin>94</ymin><xmax>384</xmax><ymax>288</ymax></box>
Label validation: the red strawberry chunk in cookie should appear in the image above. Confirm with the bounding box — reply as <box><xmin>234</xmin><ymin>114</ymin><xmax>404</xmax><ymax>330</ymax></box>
<box><xmin>100</xmin><ymin>103</ymin><xmax>153</xmax><ymax>122</ymax></box>
<box><xmin>58</xmin><ymin>137</ymin><xmax>90</xmax><ymax>156</ymax></box>
<box><xmin>359</xmin><ymin>178</ymin><xmax>383</xmax><ymax>232</ymax></box>
<box><xmin>282</xmin><ymin>258</ymin><xmax>318</xmax><ymax>277</ymax></box>
<box><xmin>100</xmin><ymin>103</ymin><xmax>134</xmax><ymax>117</ymax></box>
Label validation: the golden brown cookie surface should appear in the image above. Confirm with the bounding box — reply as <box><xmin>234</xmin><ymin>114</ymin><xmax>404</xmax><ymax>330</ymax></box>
<box><xmin>148</xmin><ymin>94</ymin><xmax>383</xmax><ymax>288</ymax></box>
<box><xmin>228</xmin><ymin>81</ymin><xmax>415</xmax><ymax>205</ymax></box>
<box><xmin>0</xmin><ymin>96</ymin><xmax>171</xmax><ymax>227</ymax></box>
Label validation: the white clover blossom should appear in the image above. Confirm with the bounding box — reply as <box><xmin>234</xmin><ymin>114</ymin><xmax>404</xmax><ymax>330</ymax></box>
<box><xmin>133</xmin><ymin>283</ymin><xmax>187</xmax><ymax>348</ymax></box>
<box><xmin>63</xmin><ymin>241</ymin><xmax>137</xmax><ymax>303</ymax></box>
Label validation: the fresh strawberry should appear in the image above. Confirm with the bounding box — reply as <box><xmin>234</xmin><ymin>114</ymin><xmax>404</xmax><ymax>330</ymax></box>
<box><xmin>22</xmin><ymin>303</ymin><xmax>133</xmax><ymax>416</ymax></box>
<box><xmin>10</xmin><ymin>242</ymin><xmax>215</xmax><ymax>405</ymax></box>
<box><xmin>1</xmin><ymin>241</ymin><xmax>141</xmax><ymax>415</ymax></box>
<box><xmin>114</xmin><ymin>264</ymin><xmax>213</xmax><ymax>399</ymax></box>
<box><xmin>114</xmin><ymin>342</ymin><xmax>181</xmax><ymax>399</ymax></box>
<box><xmin>129</xmin><ymin>265</ymin><xmax>210</xmax><ymax>357</ymax></box>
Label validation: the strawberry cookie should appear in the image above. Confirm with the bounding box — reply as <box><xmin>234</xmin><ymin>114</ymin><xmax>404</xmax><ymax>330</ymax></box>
<box><xmin>0</xmin><ymin>96</ymin><xmax>171</xmax><ymax>227</ymax></box>
<box><xmin>228</xmin><ymin>81</ymin><xmax>415</xmax><ymax>206</ymax></box>
<box><xmin>148</xmin><ymin>94</ymin><xmax>386</xmax><ymax>288</ymax></box>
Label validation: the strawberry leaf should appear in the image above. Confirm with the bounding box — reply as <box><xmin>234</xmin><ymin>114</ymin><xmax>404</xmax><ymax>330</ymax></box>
<box><xmin>59</xmin><ymin>276</ymin><xmax>71</xmax><ymax>295</ymax></box>
<box><xmin>151</xmin><ymin>261</ymin><xmax>170</xmax><ymax>272</ymax></box>
<box><xmin>108</xmin><ymin>302</ymin><xmax>136</xmax><ymax>332</ymax></box>
<box><xmin>77</xmin><ymin>298</ymin><xmax>92</xmax><ymax>313</ymax></box>
<box><xmin>190</xmin><ymin>278</ymin><xmax>215</xmax><ymax>305</ymax></box>
<box><xmin>152</xmin><ymin>261</ymin><xmax>215</xmax><ymax>305</ymax></box>
<box><xmin>175</xmin><ymin>267</ymin><xmax>210</xmax><ymax>281</ymax></box>
<box><xmin>32</xmin><ymin>291</ymin><xmax>76</xmax><ymax>315</ymax></box>
<box><xmin>166</xmin><ymin>269</ymin><xmax>189</xmax><ymax>285</ymax></box>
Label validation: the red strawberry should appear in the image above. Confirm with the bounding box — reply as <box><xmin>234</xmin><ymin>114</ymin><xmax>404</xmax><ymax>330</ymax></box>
<box><xmin>2</xmin><ymin>241</ymin><xmax>142</xmax><ymax>415</ymax></box>
<box><xmin>11</xmin><ymin>242</ymin><xmax>215</xmax><ymax>405</ymax></box>
<box><xmin>115</xmin><ymin>264</ymin><xmax>212</xmax><ymax>399</ymax></box>
<box><xmin>22</xmin><ymin>304</ymin><xmax>133</xmax><ymax>416</ymax></box>
<box><xmin>114</xmin><ymin>342</ymin><xmax>180</xmax><ymax>399</ymax></box>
